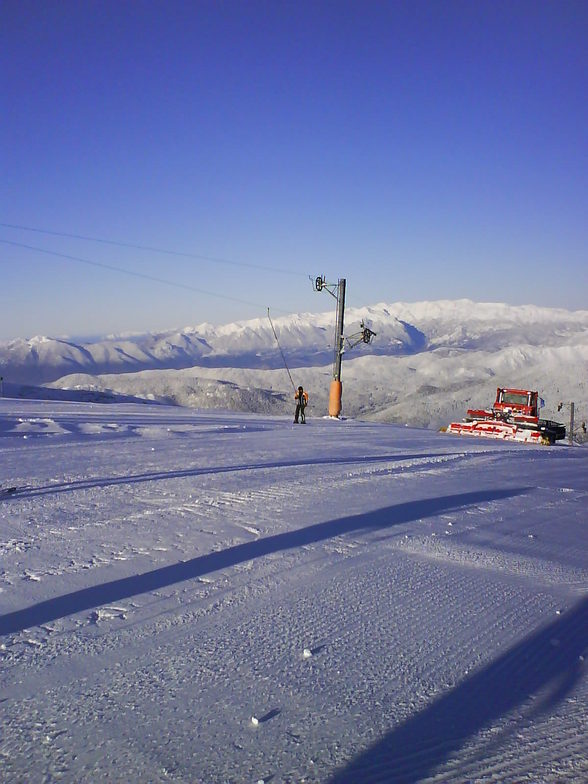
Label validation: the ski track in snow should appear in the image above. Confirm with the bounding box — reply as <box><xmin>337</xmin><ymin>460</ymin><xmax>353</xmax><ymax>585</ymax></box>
<box><xmin>0</xmin><ymin>399</ymin><xmax>587</xmax><ymax>783</ymax></box>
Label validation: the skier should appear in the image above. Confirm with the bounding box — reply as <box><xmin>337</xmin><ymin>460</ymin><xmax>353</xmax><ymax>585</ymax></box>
<box><xmin>294</xmin><ymin>386</ymin><xmax>309</xmax><ymax>424</ymax></box>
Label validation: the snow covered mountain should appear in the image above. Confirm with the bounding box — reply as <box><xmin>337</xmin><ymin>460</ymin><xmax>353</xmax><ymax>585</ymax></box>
<box><xmin>0</xmin><ymin>303</ymin><xmax>425</xmax><ymax>384</ymax></box>
<box><xmin>2</xmin><ymin>300</ymin><xmax>587</xmax><ymax>433</ymax></box>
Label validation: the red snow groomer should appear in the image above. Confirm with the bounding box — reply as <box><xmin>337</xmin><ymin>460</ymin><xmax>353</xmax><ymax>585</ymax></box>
<box><xmin>444</xmin><ymin>387</ymin><xmax>566</xmax><ymax>445</ymax></box>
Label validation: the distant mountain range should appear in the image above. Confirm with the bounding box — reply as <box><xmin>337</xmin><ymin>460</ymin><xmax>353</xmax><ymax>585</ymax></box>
<box><xmin>2</xmin><ymin>300</ymin><xmax>587</xmax><ymax>436</ymax></box>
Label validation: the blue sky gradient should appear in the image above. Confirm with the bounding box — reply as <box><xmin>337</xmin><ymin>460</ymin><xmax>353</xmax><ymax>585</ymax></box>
<box><xmin>2</xmin><ymin>1</ymin><xmax>587</xmax><ymax>339</ymax></box>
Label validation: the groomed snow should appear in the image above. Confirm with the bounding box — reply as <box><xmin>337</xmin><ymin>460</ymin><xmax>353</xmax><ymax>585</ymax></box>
<box><xmin>1</xmin><ymin>398</ymin><xmax>587</xmax><ymax>783</ymax></box>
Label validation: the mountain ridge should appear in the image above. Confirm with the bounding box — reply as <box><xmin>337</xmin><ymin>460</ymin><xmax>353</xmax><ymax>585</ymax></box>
<box><xmin>2</xmin><ymin>299</ymin><xmax>587</xmax><ymax>436</ymax></box>
<box><xmin>3</xmin><ymin>299</ymin><xmax>588</xmax><ymax>385</ymax></box>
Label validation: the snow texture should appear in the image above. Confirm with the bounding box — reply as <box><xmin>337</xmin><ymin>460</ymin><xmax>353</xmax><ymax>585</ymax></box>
<box><xmin>1</xmin><ymin>397</ymin><xmax>587</xmax><ymax>783</ymax></box>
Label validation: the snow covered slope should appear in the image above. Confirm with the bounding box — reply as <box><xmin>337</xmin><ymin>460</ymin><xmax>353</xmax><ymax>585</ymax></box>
<box><xmin>1</xmin><ymin>399</ymin><xmax>587</xmax><ymax>783</ymax></box>
<box><xmin>2</xmin><ymin>300</ymin><xmax>587</xmax><ymax>432</ymax></box>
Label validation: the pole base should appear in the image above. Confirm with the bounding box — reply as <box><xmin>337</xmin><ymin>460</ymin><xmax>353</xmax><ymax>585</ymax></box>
<box><xmin>328</xmin><ymin>380</ymin><xmax>342</xmax><ymax>418</ymax></box>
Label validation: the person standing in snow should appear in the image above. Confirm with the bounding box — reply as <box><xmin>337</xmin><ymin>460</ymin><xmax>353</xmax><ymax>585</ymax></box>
<box><xmin>294</xmin><ymin>386</ymin><xmax>308</xmax><ymax>424</ymax></box>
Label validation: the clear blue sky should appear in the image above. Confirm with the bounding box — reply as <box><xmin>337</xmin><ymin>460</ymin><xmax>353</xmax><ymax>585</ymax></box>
<box><xmin>1</xmin><ymin>0</ymin><xmax>587</xmax><ymax>340</ymax></box>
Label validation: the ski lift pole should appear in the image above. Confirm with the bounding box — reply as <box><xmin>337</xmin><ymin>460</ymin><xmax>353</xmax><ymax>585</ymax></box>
<box><xmin>311</xmin><ymin>275</ymin><xmax>376</xmax><ymax>418</ymax></box>
<box><xmin>558</xmin><ymin>400</ymin><xmax>576</xmax><ymax>445</ymax></box>
<box><xmin>312</xmin><ymin>275</ymin><xmax>346</xmax><ymax>417</ymax></box>
<box><xmin>332</xmin><ymin>279</ymin><xmax>346</xmax><ymax>382</ymax></box>
<box><xmin>329</xmin><ymin>278</ymin><xmax>346</xmax><ymax>417</ymax></box>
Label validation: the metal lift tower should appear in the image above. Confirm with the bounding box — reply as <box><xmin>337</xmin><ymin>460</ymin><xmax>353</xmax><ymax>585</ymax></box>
<box><xmin>313</xmin><ymin>276</ymin><xmax>375</xmax><ymax>417</ymax></box>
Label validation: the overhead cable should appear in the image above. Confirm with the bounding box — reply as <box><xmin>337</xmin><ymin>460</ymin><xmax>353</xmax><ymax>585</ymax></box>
<box><xmin>0</xmin><ymin>239</ymin><xmax>278</xmax><ymax>311</ymax></box>
<box><xmin>0</xmin><ymin>222</ymin><xmax>304</xmax><ymax>277</ymax></box>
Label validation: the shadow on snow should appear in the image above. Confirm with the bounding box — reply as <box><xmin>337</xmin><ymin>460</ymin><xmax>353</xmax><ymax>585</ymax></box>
<box><xmin>328</xmin><ymin>595</ymin><xmax>588</xmax><ymax>783</ymax></box>
<box><xmin>0</xmin><ymin>488</ymin><xmax>529</xmax><ymax>636</ymax></box>
<box><xmin>10</xmin><ymin>453</ymin><xmax>458</xmax><ymax>499</ymax></box>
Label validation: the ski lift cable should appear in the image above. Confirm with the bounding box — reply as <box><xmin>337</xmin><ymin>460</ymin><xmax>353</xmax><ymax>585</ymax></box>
<box><xmin>267</xmin><ymin>307</ymin><xmax>297</xmax><ymax>392</ymax></box>
<box><xmin>0</xmin><ymin>238</ymin><xmax>289</xmax><ymax>312</ymax></box>
<box><xmin>0</xmin><ymin>222</ymin><xmax>305</xmax><ymax>277</ymax></box>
